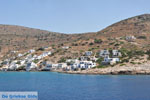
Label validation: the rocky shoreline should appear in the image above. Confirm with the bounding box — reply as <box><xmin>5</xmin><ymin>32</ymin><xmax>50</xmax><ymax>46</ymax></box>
<box><xmin>56</xmin><ymin>63</ymin><xmax>150</xmax><ymax>75</ymax></box>
<box><xmin>1</xmin><ymin>63</ymin><xmax>150</xmax><ymax>75</ymax></box>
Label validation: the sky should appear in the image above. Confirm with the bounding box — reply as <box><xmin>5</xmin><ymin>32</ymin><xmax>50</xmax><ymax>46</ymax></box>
<box><xmin>0</xmin><ymin>0</ymin><xmax>150</xmax><ymax>33</ymax></box>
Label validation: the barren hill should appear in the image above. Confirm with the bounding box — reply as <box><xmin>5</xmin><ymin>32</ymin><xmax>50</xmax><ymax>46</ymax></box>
<box><xmin>0</xmin><ymin>25</ymin><xmax>72</xmax><ymax>53</ymax></box>
<box><xmin>97</xmin><ymin>14</ymin><xmax>150</xmax><ymax>36</ymax></box>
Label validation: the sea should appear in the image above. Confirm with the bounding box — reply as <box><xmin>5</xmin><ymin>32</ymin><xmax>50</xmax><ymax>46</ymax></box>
<box><xmin>0</xmin><ymin>72</ymin><xmax>150</xmax><ymax>100</ymax></box>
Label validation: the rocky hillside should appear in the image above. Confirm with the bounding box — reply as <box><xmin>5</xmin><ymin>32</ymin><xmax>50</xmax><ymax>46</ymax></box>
<box><xmin>97</xmin><ymin>14</ymin><xmax>150</xmax><ymax>36</ymax></box>
<box><xmin>0</xmin><ymin>25</ymin><xmax>72</xmax><ymax>53</ymax></box>
<box><xmin>0</xmin><ymin>14</ymin><xmax>150</xmax><ymax>60</ymax></box>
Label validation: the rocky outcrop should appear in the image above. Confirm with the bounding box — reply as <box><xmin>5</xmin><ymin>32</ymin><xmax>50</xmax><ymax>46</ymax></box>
<box><xmin>60</xmin><ymin>62</ymin><xmax>150</xmax><ymax>75</ymax></box>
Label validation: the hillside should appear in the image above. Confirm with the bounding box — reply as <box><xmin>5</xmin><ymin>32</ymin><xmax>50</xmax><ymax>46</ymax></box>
<box><xmin>97</xmin><ymin>14</ymin><xmax>150</xmax><ymax>36</ymax></box>
<box><xmin>0</xmin><ymin>14</ymin><xmax>150</xmax><ymax>60</ymax></box>
<box><xmin>0</xmin><ymin>25</ymin><xmax>71</xmax><ymax>53</ymax></box>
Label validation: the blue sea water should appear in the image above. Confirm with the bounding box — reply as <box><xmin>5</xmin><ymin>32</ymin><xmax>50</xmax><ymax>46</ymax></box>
<box><xmin>0</xmin><ymin>72</ymin><xmax>150</xmax><ymax>100</ymax></box>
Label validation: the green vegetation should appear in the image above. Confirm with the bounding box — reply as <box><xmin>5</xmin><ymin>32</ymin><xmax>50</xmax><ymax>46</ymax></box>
<box><xmin>138</xmin><ymin>62</ymin><xmax>141</xmax><ymax>64</ymax></box>
<box><xmin>24</xmin><ymin>53</ymin><xmax>29</xmax><ymax>56</ymax></box>
<box><xmin>120</xmin><ymin>41</ymin><xmax>124</xmax><ymax>44</ymax></box>
<box><xmin>119</xmin><ymin>48</ymin><xmax>145</xmax><ymax>58</ymax></box>
<box><xmin>137</xmin><ymin>36</ymin><xmax>147</xmax><ymax>39</ymax></box>
<box><xmin>37</xmin><ymin>47</ymin><xmax>45</xmax><ymax>51</ymax></box>
<box><xmin>89</xmin><ymin>42</ymin><xmax>94</xmax><ymax>45</ymax></box>
<box><xmin>88</xmin><ymin>47</ymin><xmax>98</xmax><ymax>51</ymax></box>
<box><xmin>114</xmin><ymin>43</ymin><xmax>120</xmax><ymax>46</ymax></box>
<box><xmin>33</xmin><ymin>59</ymin><xmax>39</xmax><ymax>63</ymax></box>
<box><xmin>94</xmin><ymin>39</ymin><xmax>102</xmax><ymax>44</ymax></box>
<box><xmin>146</xmin><ymin>50</ymin><xmax>150</xmax><ymax>60</ymax></box>
<box><xmin>130</xmin><ymin>61</ymin><xmax>136</xmax><ymax>64</ymax></box>
<box><xmin>109</xmin><ymin>42</ymin><xmax>115</xmax><ymax>45</ymax></box>
<box><xmin>127</xmin><ymin>50</ymin><xmax>145</xmax><ymax>59</ymax></box>
<box><xmin>119</xmin><ymin>48</ymin><xmax>146</xmax><ymax>64</ymax></box>
<box><xmin>97</xmin><ymin>65</ymin><xmax>106</xmax><ymax>68</ymax></box>
<box><xmin>16</xmin><ymin>61</ymin><xmax>21</xmax><ymax>64</ymax></box>
<box><xmin>72</xmin><ymin>43</ymin><xmax>78</xmax><ymax>46</ymax></box>
<box><xmin>96</xmin><ymin>57</ymin><xmax>104</xmax><ymax>66</ymax></box>
<box><xmin>120</xmin><ymin>64</ymin><xmax>126</xmax><ymax>66</ymax></box>
<box><xmin>58</xmin><ymin>57</ymin><xmax>66</xmax><ymax>63</ymax></box>
<box><xmin>121</xmin><ymin>59</ymin><xmax>129</xmax><ymax>63</ymax></box>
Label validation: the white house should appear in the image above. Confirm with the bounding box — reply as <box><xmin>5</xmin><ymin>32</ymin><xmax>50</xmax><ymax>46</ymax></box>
<box><xmin>90</xmin><ymin>56</ymin><xmax>98</xmax><ymax>62</ymax></box>
<box><xmin>62</xmin><ymin>46</ymin><xmax>69</xmax><ymax>49</ymax></box>
<box><xmin>58</xmin><ymin>63</ymin><xmax>67</xmax><ymax>69</ymax></box>
<box><xmin>85</xmin><ymin>51</ymin><xmax>93</xmax><ymax>56</ymax></box>
<box><xmin>20</xmin><ymin>60</ymin><xmax>26</xmax><ymax>65</ymax></box>
<box><xmin>102</xmin><ymin>56</ymin><xmax>120</xmax><ymax>65</ymax></box>
<box><xmin>26</xmin><ymin>62</ymin><xmax>38</xmax><ymax>71</ymax></box>
<box><xmin>79</xmin><ymin>61</ymin><xmax>96</xmax><ymax>69</ymax></box>
<box><xmin>66</xmin><ymin>59</ymin><xmax>79</xmax><ymax>63</ymax></box>
<box><xmin>126</xmin><ymin>36</ymin><xmax>136</xmax><ymax>42</ymax></box>
<box><xmin>28</xmin><ymin>49</ymin><xmax>35</xmax><ymax>53</ymax></box>
<box><xmin>17</xmin><ymin>53</ymin><xmax>23</xmax><ymax>57</ymax></box>
<box><xmin>25</xmin><ymin>54</ymin><xmax>32</xmax><ymax>60</ymax></box>
<box><xmin>52</xmin><ymin>64</ymin><xmax>59</xmax><ymax>69</ymax></box>
<box><xmin>112</xmin><ymin>50</ymin><xmax>122</xmax><ymax>57</ymax></box>
<box><xmin>80</xmin><ymin>56</ymin><xmax>88</xmax><ymax>61</ymax></box>
<box><xmin>70</xmin><ymin>61</ymin><xmax>96</xmax><ymax>70</ymax></box>
<box><xmin>99</xmin><ymin>50</ymin><xmax>110</xmax><ymax>57</ymax></box>
<box><xmin>39</xmin><ymin>51</ymin><xmax>51</xmax><ymax>59</ymax></box>
<box><xmin>41</xmin><ymin>61</ymin><xmax>52</xmax><ymax>70</ymax></box>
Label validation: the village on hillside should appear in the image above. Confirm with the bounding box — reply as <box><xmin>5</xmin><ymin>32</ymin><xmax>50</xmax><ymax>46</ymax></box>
<box><xmin>0</xmin><ymin>35</ymin><xmax>150</xmax><ymax>72</ymax></box>
<box><xmin>0</xmin><ymin>47</ymin><xmax>122</xmax><ymax>72</ymax></box>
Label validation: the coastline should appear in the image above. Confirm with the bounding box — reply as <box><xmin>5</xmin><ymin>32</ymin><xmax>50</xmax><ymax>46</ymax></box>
<box><xmin>55</xmin><ymin>62</ymin><xmax>150</xmax><ymax>75</ymax></box>
<box><xmin>1</xmin><ymin>62</ymin><xmax>150</xmax><ymax>75</ymax></box>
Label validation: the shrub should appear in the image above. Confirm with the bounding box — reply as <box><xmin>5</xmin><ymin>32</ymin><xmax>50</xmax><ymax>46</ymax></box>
<box><xmin>147</xmin><ymin>56</ymin><xmax>150</xmax><ymax>60</ymax></box>
<box><xmin>119</xmin><ymin>48</ymin><xmax>128</xmax><ymax>58</ymax></box>
<box><xmin>72</xmin><ymin>43</ymin><xmax>78</xmax><ymax>46</ymax></box>
<box><xmin>138</xmin><ymin>62</ymin><xmax>141</xmax><ymax>64</ymax></box>
<box><xmin>38</xmin><ymin>47</ymin><xmax>45</xmax><ymax>51</ymax></box>
<box><xmin>33</xmin><ymin>59</ymin><xmax>39</xmax><ymax>63</ymax></box>
<box><xmin>137</xmin><ymin>36</ymin><xmax>147</xmax><ymax>39</ymax></box>
<box><xmin>121</xmin><ymin>59</ymin><xmax>129</xmax><ymax>63</ymax></box>
<box><xmin>96</xmin><ymin>58</ymin><xmax>104</xmax><ymax>65</ymax></box>
<box><xmin>94</xmin><ymin>39</ymin><xmax>102</xmax><ymax>44</ymax></box>
<box><xmin>58</xmin><ymin>58</ymin><xmax>66</xmax><ymax>63</ymax></box>
<box><xmin>109</xmin><ymin>42</ymin><xmax>115</xmax><ymax>45</ymax></box>
<box><xmin>89</xmin><ymin>42</ymin><xmax>94</xmax><ymax>45</ymax></box>
<box><xmin>130</xmin><ymin>61</ymin><xmax>136</xmax><ymax>64</ymax></box>
<box><xmin>16</xmin><ymin>61</ymin><xmax>21</xmax><ymax>64</ymax></box>
<box><xmin>97</xmin><ymin>65</ymin><xmax>109</xmax><ymax>68</ymax></box>
<box><xmin>146</xmin><ymin>50</ymin><xmax>150</xmax><ymax>55</ymax></box>
<box><xmin>120</xmin><ymin>64</ymin><xmax>126</xmax><ymax>66</ymax></box>
<box><xmin>114</xmin><ymin>43</ymin><xmax>120</xmax><ymax>46</ymax></box>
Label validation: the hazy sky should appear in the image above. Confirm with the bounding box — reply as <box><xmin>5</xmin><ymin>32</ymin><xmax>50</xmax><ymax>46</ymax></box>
<box><xmin>0</xmin><ymin>0</ymin><xmax>149</xmax><ymax>33</ymax></box>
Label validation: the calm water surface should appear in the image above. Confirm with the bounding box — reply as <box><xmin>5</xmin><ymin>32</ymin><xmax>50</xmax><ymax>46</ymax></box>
<box><xmin>0</xmin><ymin>72</ymin><xmax>150</xmax><ymax>100</ymax></box>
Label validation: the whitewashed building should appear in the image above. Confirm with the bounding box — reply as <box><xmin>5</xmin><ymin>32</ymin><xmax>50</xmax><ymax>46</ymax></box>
<box><xmin>99</xmin><ymin>50</ymin><xmax>110</xmax><ymax>57</ymax></box>
<box><xmin>112</xmin><ymin>50</ymin><xmax>122</xmax><ymax>57</ymax></box>
<box><xmin>102</xmin><ymin>56</ymin><xmax>120</xmax><ymax>65</ymax></box>
<box><xmin>26</xmin><ymin>62</ymin><xmax>38</xmax><ymax>71</ymax></box>
<box><xmin>28</xmin><ymin>49</ymin><xmax>35</xmax><ymax>53</ymax></box>
<box><xmin>85</xmin><ymin>51</ymin><xmax>93</xmax><ymax>56</ymax></box>
<box><xmin>126</xmin><ymin>36</ymin><xmax>136</xmax><ymax>42</ymax></box>
<box><xmin>62</xmin><ymin>46</ymin><xmax>69</xmax><ymax>49</ymax></box>
<box><xmin>17</xmin><ymin>53</ymin><xmax>23</xmax><ymax>57</ymax></box>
